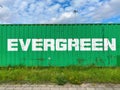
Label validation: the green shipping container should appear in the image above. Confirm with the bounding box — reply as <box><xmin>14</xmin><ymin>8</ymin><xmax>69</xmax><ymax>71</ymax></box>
<box><xmin>0</xmin><ymin>24</ymin><xmax>120</xmax><ymax>67</ymax></box>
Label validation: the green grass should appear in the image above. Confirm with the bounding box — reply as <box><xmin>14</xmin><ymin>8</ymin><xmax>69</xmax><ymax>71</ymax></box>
<box><xmin>0</xmin><ymin>66</ymin><xmax>120</xmax><ymax>85</ymax></box>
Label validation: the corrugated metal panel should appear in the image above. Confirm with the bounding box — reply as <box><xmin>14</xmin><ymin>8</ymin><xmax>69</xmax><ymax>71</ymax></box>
<box><xmin>0</xmin><ymin>24</ymin><xmax>119</xmax><ymax>67</ymax></box>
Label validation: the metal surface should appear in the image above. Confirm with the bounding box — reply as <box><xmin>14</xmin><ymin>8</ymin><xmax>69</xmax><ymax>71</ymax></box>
<box><xmin>0</xmin><ymin>24</ymin><xmax>120</xmax><ymax>67</ymax></box>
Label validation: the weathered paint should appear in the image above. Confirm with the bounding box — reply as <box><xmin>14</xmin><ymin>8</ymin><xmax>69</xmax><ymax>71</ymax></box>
<box><xmin>0</xmin><ymin>24</ymin><xmax>120</xmax><ymax>67</ymax></box>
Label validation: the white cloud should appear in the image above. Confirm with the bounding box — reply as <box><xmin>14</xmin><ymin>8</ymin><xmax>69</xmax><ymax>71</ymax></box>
<box><xmin>0</xmin><ymin>0</ymin><xmax>4</xmax><ymax>4</ymax></box>
<box><xmin>51</xmin><ymin>0</ymin><xmax>120</xmax><ymax>23</ymax></box>
<box><xmin>58</xmin><ymin>0</ymin><xmax>65</xmax><ymax>3</ymax></box>
<box><xmin>51</xmin><ymin>12</ymin><xmax>79</xmax><ymax>24</ymax></box>
<box><xmin>90</xmin><ymin>0</ymin><xmax>120</xmax><ymax>21</ymax></box>
<box><xmin>0</xmin><ymin>5</ymin><xmax>11</xmax><ymax>21</ymax></box>
<box><xmin>0</xmin><ymin>0</ymin><xmax>120</xmax><ymax>24</ymax></box>
<box><xmin>47</xmin><ymin>4</ymin><xmax>61</xmax><ymax>14</ymax></box>
<box><xmin>71</xmin><ymin>0</ymin><xmax>86</xmax><ymax>8</ymax></box>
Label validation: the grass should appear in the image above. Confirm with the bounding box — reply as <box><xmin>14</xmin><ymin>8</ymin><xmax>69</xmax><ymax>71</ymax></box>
<box><xmin>0</xmin><ymin>66</ymin><xmax>120</xmax><ymax>85</ymax></box>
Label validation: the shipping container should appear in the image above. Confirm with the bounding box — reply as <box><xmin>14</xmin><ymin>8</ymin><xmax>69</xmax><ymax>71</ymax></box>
<box><xmin>0</xmin><ymin>24</ymin><xmax>120</xmax><ymax>67</ymax></box>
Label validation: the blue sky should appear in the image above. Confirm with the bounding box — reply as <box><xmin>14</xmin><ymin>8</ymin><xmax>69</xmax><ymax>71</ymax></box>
<box><xmin>0</xmin><ymin>0</ymin><xmax>120</xmax><ymax>24</ymax></box>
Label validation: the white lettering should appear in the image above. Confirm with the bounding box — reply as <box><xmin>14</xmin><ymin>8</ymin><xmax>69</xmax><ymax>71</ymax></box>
<box><xmin>104</xmin><ymin>38</ymin><xmax>116</xmax><ymax>51</ymax></box>
<box><xmin>68</xmin><ymin>39</ymin><xmax>79</xmax><ymax>51</ymax></box>
<box><xmin>56</xmin><ymin>39</ymin><xmax>67</xmax><ymax>51</ymax></box>
<box><xmin>92</xmin><ymin>39</ymin><xmax>103</xmax><ymax>51</ymax></box>
<box><xmin>8</xmin><ymin>39</ymin><xmax>18</xmax><ymax>51</ymax></box>
<box><xmin>44</xmin><ymin>39</ymin><xmax>55</xmax><ymax>51</ymax></box>
<box><xmin>80</xmin><ymin>39</ymin><xmax>91</xmax><ymax>51</ymax></box>
<box><xmin>32</xmin><ymin>39</ymin><xmax>43</xmax><ymax>51</ymax></box>
<box><xmin>19</xmin><ymin>39</ymin><xmax>31</xmax><ymax>51</ymax></box>
<box><xmin>7</xmin><ymin>38</ymin><xmax>116</xmax><ymax>51</ymax></box>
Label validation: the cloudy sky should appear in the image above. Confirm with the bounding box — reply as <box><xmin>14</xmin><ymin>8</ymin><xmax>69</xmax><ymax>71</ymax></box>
<box><xmin>0</xmin><ymin>0</ymin><xmax>120</xmax><ymax>24</ymax></box>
